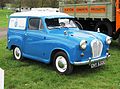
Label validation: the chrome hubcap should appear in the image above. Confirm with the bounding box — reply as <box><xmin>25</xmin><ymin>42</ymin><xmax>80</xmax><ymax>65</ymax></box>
<box><xmin>56</xmin><ymin>56</ymin><xmax>67</xmax><ymax>73</ymax></box>
<box><xmin>58</xmin><ymin>61</ymin><xmax>65</xmax><ymax>68</ymax></box>
<box><xmin>14</xmin><ymin>47</ymin><xmax>21</xmax><ymax>60</ymax></box>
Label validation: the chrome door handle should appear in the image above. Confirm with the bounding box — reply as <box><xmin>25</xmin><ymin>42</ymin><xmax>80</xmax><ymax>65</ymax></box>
<box><xmin>25</xmin><ymin>33</ymin><xmax>27</xmax><ymax>36</ymax></box>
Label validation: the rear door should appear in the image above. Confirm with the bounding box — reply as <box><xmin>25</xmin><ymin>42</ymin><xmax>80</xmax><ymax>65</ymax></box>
<box><xmin>116</xmin><ymin>0</ymin><xmax>120</xmax><ymax>31</ymax></box>
<box><xmin>8</xmin><ymin>17</ymin><xmax>26</xmax><ymax>49</ymax></box>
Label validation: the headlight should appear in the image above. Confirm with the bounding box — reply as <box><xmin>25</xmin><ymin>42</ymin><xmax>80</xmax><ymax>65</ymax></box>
<box><xmin>106</xmin><ymin>36</ymin><xmax>111</xmax><ymax>44</ymax></box>
<box><xmin>80</xmin><ymin>40</ymin><xmax>87</xmax><ymax>49</ymax></box>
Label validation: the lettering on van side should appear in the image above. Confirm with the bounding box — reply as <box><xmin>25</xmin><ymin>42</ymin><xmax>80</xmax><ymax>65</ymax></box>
<box><xmin>9</xmin><ymin>18</ymin><xmax>27</xmax><ymax>30</ymax></box>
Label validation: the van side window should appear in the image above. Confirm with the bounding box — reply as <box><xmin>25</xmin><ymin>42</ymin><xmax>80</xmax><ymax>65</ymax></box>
<box><xmin>9</xmin><ymin>18</ymin><xmax>26</xmax><ymax>30</ymax></box>
<box><xmin>29</xmin><ymin>18</ymin><xmax>43</xmax><ymax>30</ymax></box>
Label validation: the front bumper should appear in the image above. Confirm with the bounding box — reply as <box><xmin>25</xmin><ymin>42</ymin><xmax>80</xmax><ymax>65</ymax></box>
<box><xmin>73</xmin><ymin>53</ymin><xmax>110</xmax><ymax>66</ymax></box>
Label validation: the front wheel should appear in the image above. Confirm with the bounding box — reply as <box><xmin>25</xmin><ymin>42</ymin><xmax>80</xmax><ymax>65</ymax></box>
<box><xmin>53</xmin><ymin>52</ymin><xmax>73</xmax><ymax>75</ymax></box>
<box><xmin>13</xmin><ymin>46</ymin><xmax>23</xmax><ymax>60</ymax></box>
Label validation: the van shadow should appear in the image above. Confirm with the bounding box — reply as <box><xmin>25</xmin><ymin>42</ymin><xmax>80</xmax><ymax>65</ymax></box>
<box><xmin>72</xmin><ymin>65</ymin><xmax>107</xmax><ymax>76</ymax></box>
<box><xmin>5</xmin><ymin>51</ymin><xmax>107</xmax><ymax>76</ymax></box>
<box><xmin>19</xmin><ymin>58</ymin><xmax>54</xmax><ymax>71</ymax></box>
<box><xmin>15</xmin><ymin>57</ymin><xmax>108</xmax><ymax>76</ymax></box>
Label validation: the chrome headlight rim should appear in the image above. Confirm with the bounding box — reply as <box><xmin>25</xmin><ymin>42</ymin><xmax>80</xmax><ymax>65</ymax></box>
<box><xmin>106</xmin><ymin>36</ymin><xmax>111</xmax><ymax>45</ymax></box>
<box><xmin>80</xmin><ymin>40</ymin><xmax>87</xmax><ymax>50</ymax></box>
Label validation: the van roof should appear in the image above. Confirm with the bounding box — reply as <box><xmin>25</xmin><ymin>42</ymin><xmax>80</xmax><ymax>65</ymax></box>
<box><xmin>10</xmin><ymin>11</ymin><xmax>73</xmax><ymax>18</ymax></box>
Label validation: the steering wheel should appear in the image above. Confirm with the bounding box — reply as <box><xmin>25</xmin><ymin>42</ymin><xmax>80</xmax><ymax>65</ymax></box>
<box><xmin>74</xmin><ymin>21</ymin><xmax>83</xmax><ymax>30</ymax></box>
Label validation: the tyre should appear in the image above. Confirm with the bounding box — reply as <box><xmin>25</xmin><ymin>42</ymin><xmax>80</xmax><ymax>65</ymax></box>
<box><xmin>53</xmin><ymin>52</ymin><xmax>73</xmax><ymax>75</ymax></box>
<box><xmin>95</xmin><ymin>21</ymin><xmax>112</xmax><ymax>36</ymax></box>
<box><xmin>112</xmin><ymin>33</ymin><xmax>119</xmax><ymax>40</ymax></box>
<box><xmin>13</xmin><ymin>46</ymin><xmax>23</xmax><ymax>60</ymax></box>
<box><xmin>118</xmin><ymin>34</ymin><xmax>120</xmax><ymax>46</ymax></box>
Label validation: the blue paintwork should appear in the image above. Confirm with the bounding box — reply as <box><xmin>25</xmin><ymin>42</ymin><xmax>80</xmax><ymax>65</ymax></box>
<box><xmin>7</xmin><ymin>15</ymin><xmax>111</xmax><ymax>65</ymax></box>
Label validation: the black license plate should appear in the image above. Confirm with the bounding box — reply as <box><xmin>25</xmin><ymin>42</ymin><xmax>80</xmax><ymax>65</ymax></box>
<box><xmin>90</xmin><ymin>61</ymin><xmax>105</xmax><ymax>68</ymax></box>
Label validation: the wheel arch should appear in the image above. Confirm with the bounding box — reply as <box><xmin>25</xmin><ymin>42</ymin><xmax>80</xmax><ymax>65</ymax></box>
<box><xmin>10</xmin><ymin>44</ymin><xmax>22</xmax><ymax>50</ymax></box>
<box><xmin>10</xmin><ymin>45</ymin><xmax>17</xmax><ymax>50</ymax></box>
<box><xmin>50</xmin><ymin>48</ymin><xmax>71</xmax><ymax>64</ymax></box>
<box><xmin>8</xmin><ymin>36</ymin><xmax>23</xmax><ymax>50</ymax></box>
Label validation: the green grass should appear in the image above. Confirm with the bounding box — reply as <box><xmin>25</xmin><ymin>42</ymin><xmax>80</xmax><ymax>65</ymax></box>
<box><xmin>0</xmin><ymin>9</ymin><xmax>13</xmax><ymax>27</ymax></box>
<box><xmin>0</xmin><ymin>38</ymin><xmax>120</xmax><ymax>89</ymax></box>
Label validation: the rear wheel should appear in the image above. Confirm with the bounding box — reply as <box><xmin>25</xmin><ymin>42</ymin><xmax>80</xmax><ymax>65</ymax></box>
<box><xmin>95</xmin><ymin>21</ymin><xmax>112</xmax><ymax>36</ymax></box>
<box><xmin>118</xmin><ymin>34</ymin><xmax>120</xmax><ymax>46</ymax></box>
<box><xmin>13</xmin><ymin>46</ymin><xmax>23</xmax><ymax>60</ymax></box>
<box><xmin>53</xmin><ymin>52</ymin><xmax>73</xmax><ymax>75</ymax></box>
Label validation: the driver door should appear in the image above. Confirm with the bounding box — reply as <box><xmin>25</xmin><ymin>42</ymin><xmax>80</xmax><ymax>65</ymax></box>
<box><xmin>23</xmin><ymin>17</ymin><xmax>46</xmax><ymax>60</ymax></box>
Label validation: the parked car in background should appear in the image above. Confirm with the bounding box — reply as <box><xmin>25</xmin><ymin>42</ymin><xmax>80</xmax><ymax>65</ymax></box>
<box><xmin>7</xmin><ymin>11</ymin><xmax>111</xmax><ymax>74</ymax></box>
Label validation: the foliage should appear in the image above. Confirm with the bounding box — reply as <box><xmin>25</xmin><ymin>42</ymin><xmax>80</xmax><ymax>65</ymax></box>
<box><xmin>0</xmin><ymin>0</ymin><xmax>6</xmax><ymax>9</ymax></box>
<box><xmin>0</xmin><ymin>9</ymin><xmax>13</xmax><ymax>27</ymax></box>
<box><xmin>7</xmin><ymin>0</ymin><xmax>59</xmax><ymax>8</ymax></box>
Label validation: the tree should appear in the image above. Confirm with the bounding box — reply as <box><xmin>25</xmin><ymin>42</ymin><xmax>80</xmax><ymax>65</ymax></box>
<box><xmin>0</xmin><ymin>0</ymin><xmax>6</xmax><ymax>9</ymax></box>
<box><xmin>9</xmin><ymin>0</ymin><xmax>59</xmax><ymax>9</ymax></box>
<box><xmin>40</xmin><ymin>0</ymin><xmax>58</xmax><ymax>8</ymax></box>
<box><xmin>21</xmin><ymin>0</ymin><xmax>58</xmax><ymax>8</ymax></box>
<box><xmin>50</xmin><ymin>0</ymin><xmax>59</xmax><ymax>8</ymax></box>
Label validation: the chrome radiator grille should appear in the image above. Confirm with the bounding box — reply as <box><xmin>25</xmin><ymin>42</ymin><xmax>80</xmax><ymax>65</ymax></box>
<box><xmin>91</xmin><ymin>39</ymin><xmax>103</xmax><ymax>58</ymax></box>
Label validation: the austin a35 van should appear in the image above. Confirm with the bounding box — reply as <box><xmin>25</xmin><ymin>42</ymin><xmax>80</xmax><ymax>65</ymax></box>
<box><xmin>7</xmin><ymin>11</ymin><xmax>111</xmax><ymax>74</ymax></box>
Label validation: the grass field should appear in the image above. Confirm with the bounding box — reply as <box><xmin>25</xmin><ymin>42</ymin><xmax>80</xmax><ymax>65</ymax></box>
<box><xmin>0</xmin><ymin>38</ymin><xmax>120</xmax><ymax>89</ymax></box>
<box><xmin>0</xmin><ymin>9</ymin><xmax>13</xmax><ymax>27</ymax></box>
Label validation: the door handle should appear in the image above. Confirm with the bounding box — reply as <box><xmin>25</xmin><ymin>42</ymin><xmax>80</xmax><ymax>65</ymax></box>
<box><xmin>25</xmin><ymin>33</ymin><xmax>27</xmax><ymax>36</ymax></box>
<box><xmin>44</xmin><ymin>37</ymin><xmax>46</xmax><ymax>39</ymax></box>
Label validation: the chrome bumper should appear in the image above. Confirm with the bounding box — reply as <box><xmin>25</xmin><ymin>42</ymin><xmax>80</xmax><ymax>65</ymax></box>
<box><xmin>73</xmin><ymin>53</ymin><xmax>110</xmax><ymax>66</ymax></box>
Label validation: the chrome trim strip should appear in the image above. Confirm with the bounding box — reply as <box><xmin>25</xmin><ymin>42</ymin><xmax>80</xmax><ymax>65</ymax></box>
<box><xmin>73</xmin><ymin>55</ymin><xmax>110</xmax><ymax>66</ymax></box>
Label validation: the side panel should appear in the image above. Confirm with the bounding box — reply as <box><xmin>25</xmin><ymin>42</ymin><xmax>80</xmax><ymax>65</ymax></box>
<box><xmin>116</xmin><ymin>0</ymin><xmax>120</xmax><ymax>31</ymax></box>
<box><xmin>59</xmin><ymin>0</ymin><xmax>115</xmax><ymax>21</ymax></box>
<box><xmin>23</xmin><ymin>32</ymin><xmax>79</xmax><ymax>64</ymax></box>
<box><xmin>7</xmin><ymin>31</ymin><xmax>25</xmax><ymax>50</ymax></box>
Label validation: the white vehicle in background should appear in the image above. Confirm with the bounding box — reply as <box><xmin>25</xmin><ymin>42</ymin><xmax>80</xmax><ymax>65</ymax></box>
<box><xmin>14</xmin><ymin>7</ymin><xmax>59</xmax><ymax>12</ymax></box>
<box><xmin>31</xmin><ymin>8</ymin><xmax>59</xmax><ymax>12</ymax></box>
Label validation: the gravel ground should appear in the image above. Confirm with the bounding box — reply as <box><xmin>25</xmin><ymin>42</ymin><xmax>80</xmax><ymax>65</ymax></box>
<box><xmin>0</xmin><ymin>28</ymin><xmax>7</xmax><ymax>39</ymax></box>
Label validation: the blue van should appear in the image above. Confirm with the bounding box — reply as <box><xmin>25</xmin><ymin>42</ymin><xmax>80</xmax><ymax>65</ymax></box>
<box><xmin>7</xmin><ymin>11</ymin><xmax>111</xmax><ymax>74</ymax></box>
